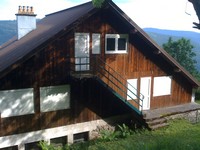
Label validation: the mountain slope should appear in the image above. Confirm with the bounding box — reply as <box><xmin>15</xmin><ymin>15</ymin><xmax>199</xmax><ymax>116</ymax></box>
<box><xmin>0</xmin><ymin>20</ymin><xmax>17</xmax><ymax>45</ymax></box>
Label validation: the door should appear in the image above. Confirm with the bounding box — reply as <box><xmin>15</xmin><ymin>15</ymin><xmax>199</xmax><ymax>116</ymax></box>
<box><xmin>140</xmin><ymin>77</ymin><xmax>151</xmax><ymax>110</ymax></box>
<box><xmin>75</xmin><ymin>33</ymin><xmax>90</xmax><ymax>71</ymax></box>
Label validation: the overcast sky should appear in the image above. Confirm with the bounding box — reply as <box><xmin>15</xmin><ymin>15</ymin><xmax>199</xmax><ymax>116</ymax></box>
<box><xmin>0</xmin><ymin>0</ymin><xmax>199</xmax><ymax>32</ymax></box>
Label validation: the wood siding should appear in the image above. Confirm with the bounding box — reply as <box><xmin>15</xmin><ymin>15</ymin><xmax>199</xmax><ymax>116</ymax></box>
<box><xmin>0</xmin><ymin>8</ymin><xmax>193</xmax><ymax>136</ymax></box>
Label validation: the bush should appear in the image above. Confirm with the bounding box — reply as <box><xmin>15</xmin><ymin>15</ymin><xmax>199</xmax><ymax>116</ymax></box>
<box><xmin>39</xmin><ymin>141</ymin><xmax>70</xmax><ymax>150</ymax></box>
<box><xmin>195</xmin><ymin>88</ymin><xmax>200</xmax><ymax>101</ymax></box>
<box><xmin>99</xmin><ymin>129</ymin><xmax>119</xmax><ymax>141</ymax></box>
<box><xmin>99</xmin><ymin>123</ymin><xmax>134</xmax><ymax>141</ymax></box>
<box><xmin>117</xmin><ymin>123</ymin><xmax>134</xmax><ymax>138</ymax></box>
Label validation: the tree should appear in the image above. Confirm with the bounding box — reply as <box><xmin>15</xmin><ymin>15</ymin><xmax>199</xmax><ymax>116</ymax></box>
<box><xmin>163</xmin><ymin>37</ymin><xmax>199</xmax><ymax>78</ymax></box>
<box><xmin>92</xmin><ymin>0</ymin><xmax>105</xmax><ymax>8</ymax></box>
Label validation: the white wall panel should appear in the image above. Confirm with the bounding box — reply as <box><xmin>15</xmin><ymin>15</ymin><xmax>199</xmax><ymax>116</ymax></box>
<box><xmin>40</xmin><ymin>85</ymin><xmax>70</xmax><ymax>112</ymax></box>
<box><xmin>0</xmin><ymin>88</ymin><xmax>34</xmax><ymax>118</ymax></box>
<box><xmin>153</xmin><ymin>76</ymin><xmax>172</xmax><ymax>97</ymax></box>
<box><xmin>127</xmin><ymin>79</ymin><xmax>138</xmax><ymax>100</ymax></box>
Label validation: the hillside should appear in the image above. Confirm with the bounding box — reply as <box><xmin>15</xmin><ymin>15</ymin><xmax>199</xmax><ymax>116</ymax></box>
<box><xmin>0</xmin><ymin>21</ymin><xmax>200</xmax><ymax>70</ymax></box>
<box><xmin>0</xmin><ymin>20</ymin><xmax>17</xmax><ymax>45</ymax></box>
<box><xmin>144</xmin><ymin>28</ymin><xmax>200</xmax><ymax>71</ymax></box>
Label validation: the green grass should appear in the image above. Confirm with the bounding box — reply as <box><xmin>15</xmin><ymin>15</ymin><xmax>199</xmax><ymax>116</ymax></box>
<box><xmin>195</xmin><ymin>100</ymin><xmax>200</xmax><ymax>104</ymax></box>
<box><xmin>69</xmin><ymin>119</ymin><xmax>200</xmax><ymax>150</ymax></box>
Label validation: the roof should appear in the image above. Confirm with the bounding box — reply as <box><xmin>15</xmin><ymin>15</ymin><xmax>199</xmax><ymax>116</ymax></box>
<box><xmin>0</xmin><ymin>0</ymin><xmax>199</xmax><ymax>87</ymax></box>
<box><xmin>0</xmin><ymin>1</ymin><xmax>94</xmax><ymax>77</ymax></box>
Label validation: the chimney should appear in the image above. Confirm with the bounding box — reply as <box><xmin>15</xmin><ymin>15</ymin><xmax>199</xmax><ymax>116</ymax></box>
<box><xmin>16</xmin><ymin>6</ymin><xmax>37</xmax><ymax>40</ymax></box>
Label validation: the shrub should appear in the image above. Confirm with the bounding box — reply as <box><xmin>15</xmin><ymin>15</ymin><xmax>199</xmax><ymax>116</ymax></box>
<box><xmin>117</xmin><ymin>123</ymin><xmax>134</xmax><ymax>138</ymax></box>
<box><xmin>39</xmin><ymin>141</ymin><xmax>70</xmax><ymax>150</ymax></box>
<box><xmin>99</xmin><ymin>129</ymin><xmax>119</xmax><ymax>141</ymax></box>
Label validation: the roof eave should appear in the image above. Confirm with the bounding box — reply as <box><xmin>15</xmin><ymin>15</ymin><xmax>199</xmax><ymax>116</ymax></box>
<box><xmin>107</xmin><ymin>0</ymin><xmax>200</xmax><ymax>88</ymax></box>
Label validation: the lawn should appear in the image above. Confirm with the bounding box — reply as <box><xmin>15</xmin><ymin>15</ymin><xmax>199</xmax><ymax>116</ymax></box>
<box><xmin>196</xmin><ymin>100</ymin><xmax>200</xmax><ymax>104</ymax></box>
<box><xmin>69</xmin><ymin>119</ymin><xmax>200</xmax><ymax>150</ymax></box>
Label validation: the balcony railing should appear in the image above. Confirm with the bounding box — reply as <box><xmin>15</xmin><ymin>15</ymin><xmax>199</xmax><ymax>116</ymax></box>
<box><xmin>70</xmin><ymin>56</ymin><xmax>144</xmax><ymax>114</ymax></box>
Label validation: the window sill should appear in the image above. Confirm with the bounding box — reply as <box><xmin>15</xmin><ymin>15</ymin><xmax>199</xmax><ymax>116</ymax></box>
<box><xmin>105</xmin><ymin>51</ymin><xmax>127</xmax><ymax>54</ymax></box>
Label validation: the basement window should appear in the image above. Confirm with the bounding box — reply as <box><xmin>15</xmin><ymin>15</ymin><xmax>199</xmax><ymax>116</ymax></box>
<box><xmin>105</xmin><ymin>34</ymin><xmax>128</xmax><ymax>54</ymax></box>
<box><xmin>0</xmin><ymin>146</ymin><xmax>18</xmax><ymax>150</ymax></box>
<box><xmin>50</xmin><ymin>136</ymin><xmax>67</xmax><ymax>148</ymax></box>
<box><xmin>73</xmin><ymin>132</ymin><xmax>89</xmax><ymax>143</ymax></box>
<box><xmin>25</xmin><ymin>141</ymin><xmax>42</xmax><ymax>150</ymax></box>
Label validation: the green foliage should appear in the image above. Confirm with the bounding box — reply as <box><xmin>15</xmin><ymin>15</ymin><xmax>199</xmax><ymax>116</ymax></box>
<box><xmin>92</xmin><ymin>0</ymin><xmax>105</xmax><ymax>8</ymax></box>
<box><xmin>38</xmin><ymin>120</ymin><xmax>200</xmax><ymax>150</ymax></box>
<box><xmin>117</xmin><ymin>123</ymin><xmax>133</xmax><ymax>138</ymax></box>
<box><xmin>162</xmin><ymin>37</ymin><xmax>200</xmax><ymax>79</ymax></box>
<box><xmin>195</xmin><ymin>88</ymin><xmax>200</xmax><ymax>102</ymax></box>
<box><xmin>39</xmin><ymin>141</ymin><xmax>70</xmax><ymax>150</ymax></box>
<box><xmin>99</xmin><ymin>129</ymin><xmax>119</xmax><ymax>141</ymax></box>
<box><xmin>89</xmin><ymin>119</ymin><xmax>200</xmax><ymax>150</ymax></box>
<box><xmin>39</xmin><ymin>141</ymin><xmax>55</xmax><ymax>150</ymax></box>
<box><xmin>99</xmin><ymin>123</ymin><xmax>134</xmax><ymax>141</ymax></box>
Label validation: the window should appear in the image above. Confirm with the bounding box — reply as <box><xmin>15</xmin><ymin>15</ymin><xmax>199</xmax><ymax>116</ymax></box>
<box><xmin>50</xmin><ymin>136</ymin><xmax>67</xmax><ymax>148</ymax></box>
<box><xmin>75</xmin><ymin>33</ymin><xmax>90</xmax><ymax>71</ymax></box>
<box><xmin>105</xmin><ymin>34</ymin><xmax>128</xmax><ymax>53</ymax></box>
<box><xmin>40</xmin><ymin>85</ymin><xmax>70</xmax><ymax>112</ymax></box>
<box><xmin>73</xmin><ymin>132</ymin><xmax>89</xmax><ymax>143</ymax></box>
<box><xmin>92</xmin><ymin>33</ymin><xmax>101</xmax><ymax>54</ymax></box>
<box><xmin>153</xmin><ymin>76</ymin><xmax>172</xmax><ymax>97</ymax></box>
<box><xmin>25</xmin><ymin>141</ymin><xmax>42</xmax><ymax>150</ymax></box>
<box><xmin>0</xmin><ymin>146</ymin><xmax>18</xmax><ymax>150</ymax></box>
<box><xmin>0</xmin><ymin>88</ymin><xmax>34</xmax><ymax>118</ymax></box>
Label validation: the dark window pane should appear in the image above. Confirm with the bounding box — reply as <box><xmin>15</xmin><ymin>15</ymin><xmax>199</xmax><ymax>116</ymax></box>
<box><xmin>50</xmin><ymin>136</ymin><xmax>67</xmax><ymax>148</ymax></box>
<box><xmin>106</xmin><ymin>38</ymin><xmax>115</xmax><ymax>51</ymax></box>
<box><xmin>73</xmin><ymin>132</ymin><xmax>89</xmax><ymax>143</ymax></box>
<box><xmin>0</xmin><ymin>146</ymin><xmax>18</xmax><ymax>150</ymax></box>
<box><xmin>118</xmin><ymin>38</ymin><xmax>126</xmax><ymax>50</ymax></box>
<box><xmin>25</xmin><ymin>141</ymin><xmax>42</xmax><ymax>150</ymax></box>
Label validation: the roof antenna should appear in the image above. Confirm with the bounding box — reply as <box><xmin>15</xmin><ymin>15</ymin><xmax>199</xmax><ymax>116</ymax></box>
<box><xmin>185</xmin><ymin>1</ymin><xmax>191</xmax><ymax>16</ymax></box>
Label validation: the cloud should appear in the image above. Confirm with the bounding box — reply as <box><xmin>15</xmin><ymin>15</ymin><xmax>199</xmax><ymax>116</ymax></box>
<box><xmin>0</xmin><ymin>0</ymin><xmax>89</xmax><ymax>20</ymax></box>
<box><xmin>0</xmin><ymin>0</ymin><xmax>199</xmax><ymax>32</ymax></box>
<box><xmin>118</xmin><ymin>0</ymin><xmax>199</xmax><ymax>31</ymax></box>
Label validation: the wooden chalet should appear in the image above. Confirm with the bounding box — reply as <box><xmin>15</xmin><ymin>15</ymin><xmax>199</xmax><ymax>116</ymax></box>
<box><xmin>0</xmin><ymin>0</ymin><xmax>199</xmax><ymax>149</ymax></box>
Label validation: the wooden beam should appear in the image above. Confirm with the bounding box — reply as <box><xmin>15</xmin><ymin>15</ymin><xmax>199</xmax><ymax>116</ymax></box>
<box><xmin>174</xmin><ymin>68</ymin><xmax>181</xmax><ymax>73</ymax></box>
<box><xmin>130</xmin><ymin>28</ymin><xmax>138</xmax><ymax>34</ymax></box>
<box><xmin>153</xmin><ymin>50</ymin><xmax>161</xmax><ymax>55</ymax></box>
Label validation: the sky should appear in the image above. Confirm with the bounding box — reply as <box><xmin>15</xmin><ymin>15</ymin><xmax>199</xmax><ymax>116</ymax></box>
<box><xmin>0</xmin><ymin>0</ymin><xmax>199</xmax><ymax>32</ymax></box>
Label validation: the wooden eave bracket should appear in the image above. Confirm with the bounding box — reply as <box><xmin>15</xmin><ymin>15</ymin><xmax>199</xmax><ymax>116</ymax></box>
<box><xmin>130</xmin><ymin>28</ymin><xmax>138</xmax><ymax>34</ymax></box>
<box><xmin>174</xmin><ymin>67</ymin><xmax>181</xmax><ymax>73</ymax></box>
<box><xmin>153</xmin><ymin>50</ymin><xmax>161</xmax><ymax>55</ymax></box>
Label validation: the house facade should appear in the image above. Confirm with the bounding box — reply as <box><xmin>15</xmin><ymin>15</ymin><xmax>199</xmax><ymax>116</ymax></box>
<box><xmin>0</xmin><ymin>1</ymin><xmax>199</xmax><ymax>149</ymax></box>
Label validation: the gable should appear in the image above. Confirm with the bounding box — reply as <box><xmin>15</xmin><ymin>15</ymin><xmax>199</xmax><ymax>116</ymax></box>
<box><xmin>0</xmin><ymin>0</ymin><xmax>199</xmax><ymax>88</ymax></box>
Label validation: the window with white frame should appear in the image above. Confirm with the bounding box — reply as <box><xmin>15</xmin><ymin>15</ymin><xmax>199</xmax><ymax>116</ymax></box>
<box><xmin>153</xmin><ymin>76</ymin><xmax>172</xmax><ymax>97</ymax></box>
<box><xmin>105</xmin><ymin>34</ymin><xmax>128</xmax><ymax>53</ymax></box>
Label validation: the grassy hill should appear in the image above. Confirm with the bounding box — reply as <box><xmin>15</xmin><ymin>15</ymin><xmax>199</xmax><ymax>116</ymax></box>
<box><xmin>144</xmin><ymin>28</ymin><xmax>200</xmax><ymax>71</ymax></box>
